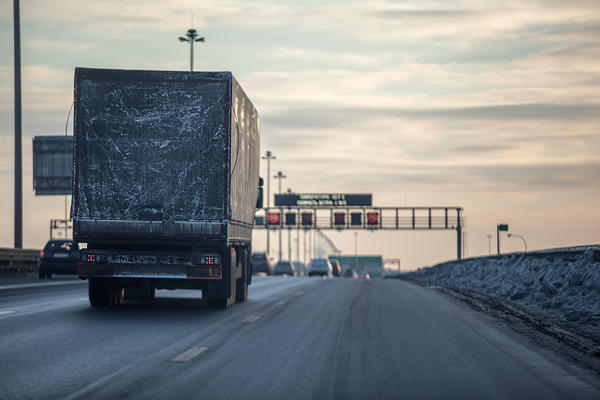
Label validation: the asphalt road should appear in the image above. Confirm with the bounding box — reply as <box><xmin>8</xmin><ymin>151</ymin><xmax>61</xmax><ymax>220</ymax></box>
<box><xmin>1</xmin><ymin>274</ymin><xmax>598</xmax><ymax>400</ymax></box>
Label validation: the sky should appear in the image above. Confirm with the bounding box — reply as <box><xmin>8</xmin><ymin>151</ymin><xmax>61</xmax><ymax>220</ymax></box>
<box><xmin>1</xmin><ymin>0</ymin><xmax>599</xmax><ymax>271</ymax></box>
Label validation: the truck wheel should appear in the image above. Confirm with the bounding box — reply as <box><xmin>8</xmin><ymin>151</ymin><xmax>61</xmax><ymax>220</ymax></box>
<box><xmin>39</xmin><ymin>271</ymin><xmax>45</xmax><ymax>279</ymax></box>
<box><xmin>236</xmin><ymin>273</ymin><xmax>248</xmax><ymax>302</ymax></box>
<box><xmin>112</xmin><ymin>287</ymin><xmax>124</xmax><ymax>306</ymax></box>
<box><xmin>145</xmin><ymin>287</ymin><xmax>156</xmax><ymax>300</ymax></box>
<box><xmin>89</xmin><ymin>278</ymin><xmax>111</xmax><ymax>307</ymax></box>
<box><xmin>236</xmin><ymin>249</ymin><xmax>248</xmax><ymax>302</ymax></box>
<box><xmin>208</xmin><ymin>276</ymin><xmax>236</xmax><ymax>309</ymax></box>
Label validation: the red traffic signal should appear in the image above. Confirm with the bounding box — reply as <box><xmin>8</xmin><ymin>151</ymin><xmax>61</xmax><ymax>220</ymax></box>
<box><xmin>334</xmin><ymin>212</ymin><xmax>345</xmax><ymax>225</ymax></box>
<box><xmin>301</xmin><ymin>212</ymin><xmax>312</xmax><ymax>225</ymax></box>
<box><xmin>268</xmin><ymin>212</ymin><xmax>280</xmax><ymax>225</ymax></box>
<box><xmin>367</xmin><ymin>212</ymin><xmax>378</xmax><ymax>225</ymax></box>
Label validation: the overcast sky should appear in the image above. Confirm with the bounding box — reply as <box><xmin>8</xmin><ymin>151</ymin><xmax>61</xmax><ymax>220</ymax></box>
<box><xmin>1</xmin><ymin>0</ymin><xmax>599</xmax><ymax>270</ymax></box>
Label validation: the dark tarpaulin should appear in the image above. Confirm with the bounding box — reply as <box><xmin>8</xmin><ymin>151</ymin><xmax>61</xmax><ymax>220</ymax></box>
<box><xmin>72</xmin><ymin>68</ymin><xmax>259</xmax><ymax>241</ymax></box>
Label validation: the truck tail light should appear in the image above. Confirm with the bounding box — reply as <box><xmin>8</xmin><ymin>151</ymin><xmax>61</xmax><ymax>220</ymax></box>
<box><xmin>82</xmin><ymin>253</ymin><xmax>107</xmax><ymax>263</ymax></box>
<box><xmin>193</xmin><ymin>256</ymin><xmax>221</xmax><ymax>265</ymax></box>
<box><xmin>40</xmin><ymin>251</ymin><xmax>45</xmax><ymax>260</ymax></box>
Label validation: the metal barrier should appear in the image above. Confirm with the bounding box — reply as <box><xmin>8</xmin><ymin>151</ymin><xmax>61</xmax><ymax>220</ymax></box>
<box><xmin>0</xmin><ymin>248</ymin><xmax>40</xmax><ymax>272</ymax></box>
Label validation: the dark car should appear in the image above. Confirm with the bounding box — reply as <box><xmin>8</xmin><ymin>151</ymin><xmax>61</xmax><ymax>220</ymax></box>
<box><xmin>38</xmin><ymin>239</ymin><xmax>79</xmax><ymax>278</ymax></box>
<box><xmin>344</xmin><ymin>268</ymin><xmax>357</xmax><ymax>278</ymax></box>
<box><xmin>274</xmin><ymin>261</ymin><xmax>295</xmax><ymax>276</ymax></box>
<box><xmin>355</xmin><ymin>271</ymin><xmax>370</xmax><ymax>280</ymax></box>
<box><xmin>251</xmin><ymin>252</ymin><xmax>272</xmax><ymax>275</ymax></box>
<box><xmin>329</xmin><ymin>259</ymin><xmax>341</xmax><ymax>277</ymax></box>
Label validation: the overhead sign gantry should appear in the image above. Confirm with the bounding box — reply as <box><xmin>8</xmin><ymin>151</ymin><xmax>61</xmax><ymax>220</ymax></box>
<box><xmin>255</xmin><ymin>193</ymin><xmax>465</xmax><ymax>260</ymax></box>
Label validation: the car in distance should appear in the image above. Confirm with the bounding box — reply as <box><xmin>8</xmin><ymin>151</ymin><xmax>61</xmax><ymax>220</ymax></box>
<box><xmin>274</xmin><ymin>261</ymin><xmax>296</xmax><ymax>277</ymax></box>
<box><xmin>355</xmin><ymin>271</ymin><xmax>370</xmax><ymax>280</ymax></box>
<box><xmin>344</xmin><ymin>268</ymin><xmax>357</xmax><ymax>278</ymax></box>
<box><xmin>38</xmin><ymin>239</ymin><xmax>79</xmax><ymax>279</ymax></box>
<box><xmin>307</xmin><ymin>258</ymin><xmax>332</xmax><ymax>277</ymax></box>
<box><xmin>251</xmin><ymin>252</ymin><xmax>272</xmax><ymax>275</ymax></box>
<box><xmin>329</xmin><ymin>259</ymin><xmax>341</xmax><ymax>277</ymax></box>
<box><xmin>294</xmin><ymin>262</ymin><xmax>307</xmax><ymax>276</ymax></box>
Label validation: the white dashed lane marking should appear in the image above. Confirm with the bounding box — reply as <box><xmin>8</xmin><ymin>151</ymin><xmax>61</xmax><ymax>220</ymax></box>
<box><xmin>0</xmin><ymin>311</ymin><xmax>15</xmax><ymax>315</ymax></box>
<box><xmin>171</xmin><ymin>347</ymin><xmax>208</xmax><ymax>362</ymax></box>
<box><xmin>243</xmin><ymin>315</ymin><xmax>261</xmax><ymax>323</ymax></box>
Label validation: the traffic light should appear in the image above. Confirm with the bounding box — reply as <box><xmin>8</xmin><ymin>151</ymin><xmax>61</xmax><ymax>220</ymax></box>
<box><xmin>367</xmin><ymin>212</ymin><xmax>378</xmax><ymax>225</ymax></box>
<box><xmin>334</xmin><ymin>212</ymin><xmax>345</xmax><ymax>226</ymax></box>
<box><xmin>268</xmin><ymin>212</ymin><xmax>280</xmax><ymax>225</ymax></box>
<box><xmin>285</xmin><ymin>213</ymin><xmax>296</xmax><ymax>226</ymax></box>
<box><xmin>351</xmin><ymin>212</ymin><xmax>362</xmax><ymax>226</ymax></box>
<box><xmin>301</xmin><ymin>212</ymin><xmax>312</xmax><ymax>226</ymax></box>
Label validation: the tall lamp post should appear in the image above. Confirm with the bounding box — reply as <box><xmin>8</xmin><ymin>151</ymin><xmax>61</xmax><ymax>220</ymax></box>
<box><xmin>354</xmin><ymin>232</ymin><xmax>358</xmax><ymax>270</ymax></box>
<box><xmin>262</xmin><ymin>151</ymin><xmax>276</xmax><ymax>256</ymax></box>
<box><xmin>178</xmin><ymin>29</ymin><xmax>205</xmax><ymax>71</ymax></box>
<box><xmin>287</xmin><ymin>188</ymin><xmax>293</xmax><ymax>262</ymax></box>
<box><xmin>13</xmin><ymin>0</ymin><xmax>22</xmax><ymax>248</ymax></box>
<box><xmin>507</xmin><ymin>233</ymin><xmax>527</xmax><ymax>252</ymax></box>
<box><xmin>273</xmin><ymin>171</ymin><xmax>286</xmax><ymax>261</ymax></box>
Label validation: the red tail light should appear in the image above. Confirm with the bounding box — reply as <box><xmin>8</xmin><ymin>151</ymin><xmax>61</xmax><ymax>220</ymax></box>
<box><xmin>40</xmin><ymin>251</ymin><xmax>45</xmax><ymax>260</ymax></box>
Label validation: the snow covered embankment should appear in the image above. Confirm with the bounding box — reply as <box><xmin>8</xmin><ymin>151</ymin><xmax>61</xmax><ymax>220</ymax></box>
<box><xmin>402</xmin><ymin>247</ymin><xmax>600</xmax><ymax>331</ymax></box>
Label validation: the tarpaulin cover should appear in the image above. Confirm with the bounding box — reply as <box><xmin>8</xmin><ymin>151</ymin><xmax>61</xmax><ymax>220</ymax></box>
<box><xmin>71</xmin><ymin>68</ymin><xmax>259</xmax><ymax>241</ymax></box>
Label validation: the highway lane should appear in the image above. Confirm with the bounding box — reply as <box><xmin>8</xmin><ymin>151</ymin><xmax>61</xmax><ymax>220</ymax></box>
<box><xmin>1</xmin><ymin>275</ymin><xmax>598</xmax><ymax>400</ymax></box>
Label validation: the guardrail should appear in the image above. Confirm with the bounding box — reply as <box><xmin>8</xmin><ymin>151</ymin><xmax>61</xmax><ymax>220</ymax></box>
<box><xmin>0</xmin><ymin>248</ymin><xmax>40</xmax><ymax>272</ymax></box>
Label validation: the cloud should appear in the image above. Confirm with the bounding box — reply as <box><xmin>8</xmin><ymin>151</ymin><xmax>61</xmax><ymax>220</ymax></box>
<box><xmin>8</xmin><ymin>1</ymin><xmax>599</xmax><ymax>46</ymax></box>
<box><xmin>25</xmin><ymin>40</ymin><xmax>95</xmax><ymax>53</ymax></box>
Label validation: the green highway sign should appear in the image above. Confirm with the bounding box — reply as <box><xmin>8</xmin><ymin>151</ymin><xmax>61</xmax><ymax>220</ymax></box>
<box><xmin>497</xmin><ymin>224</ymin><xmax>509</xmax><ymax>231</ymax></box>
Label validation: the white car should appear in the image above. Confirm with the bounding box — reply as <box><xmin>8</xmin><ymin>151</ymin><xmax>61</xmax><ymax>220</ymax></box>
<box><xmin>307</xmin><ymin>258</ymin><xmax>332</xmax><ymax>277</ymax></box>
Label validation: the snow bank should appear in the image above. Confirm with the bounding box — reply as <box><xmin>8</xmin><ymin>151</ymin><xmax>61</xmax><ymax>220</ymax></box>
<box><xmin>402</xmin><ymin>247</ymin><xmax>600</xmax><ymax>328</ymax></box>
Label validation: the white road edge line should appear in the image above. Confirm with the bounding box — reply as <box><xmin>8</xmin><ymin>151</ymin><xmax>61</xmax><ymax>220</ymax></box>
<box><xmin>0</xmin><ymin>311</ymin><xmax>15</xmax><ymax>315</ymax></box>
<box><xmin>243</xmin><ymin>315</ymin><xmax>261</xmax><ymax>323</ymax></box>
<box><xmin>275</xmin><ymin>300</ymin><xmax>286</xmax><ymax>305</ymax></box>
<box><xmin>171</xmin><ymin>346</ymin><xmax>208</xmax><ymax>362</ymax></box>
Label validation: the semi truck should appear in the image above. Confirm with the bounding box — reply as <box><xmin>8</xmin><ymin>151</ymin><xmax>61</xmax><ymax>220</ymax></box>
<box><xmin>71</xmin><ymin>67</ymin><xmax>262</xmax><ymax>308</ymax></box>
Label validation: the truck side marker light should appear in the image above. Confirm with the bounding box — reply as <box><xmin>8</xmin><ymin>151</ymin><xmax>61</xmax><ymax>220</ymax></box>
<box><xmin>171</xmin><ymin>346</ymin><xmax>208</xmax><ymax>362</ymax></box>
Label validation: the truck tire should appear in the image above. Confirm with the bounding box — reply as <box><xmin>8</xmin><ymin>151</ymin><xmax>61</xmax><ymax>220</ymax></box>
<box><xmin>208</xmin><ymin>281</ymin><xmax>235</xmax><ymax>309</ymax></box>
<box><xmin>236</xmin><ymin>252</ymin><xmax>248</xmax><ymax>302</ymax></box>
<box><xmin>89</xmin><ymin>278</ymin><xmax>123</xmax><ymax>307</ymax></box>
<box><xmin>208</xmin><ymin>249</ymin><xmax>237</xmax><ymax>309</ymax></box>
<box><xmin>89</xmin><ymin>278</ymin><xmax>111</xmax><ymax>307</ymax></box>
<box><xmin>145</xmin><ymin>287</ymin><xmax>156</xmax><ymax>300</ymax></box>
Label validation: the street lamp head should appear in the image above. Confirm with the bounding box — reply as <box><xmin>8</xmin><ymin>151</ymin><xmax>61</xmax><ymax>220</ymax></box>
<box><xmin>195</xmin><ymin>37</ymin><xmax>206</xmax><ymax>42</ymax></box>
<box><xmin>178</xmin><ymin>37</ymin><xmax>189</xmax><ymax>42</ymax></box>
<box><xmin>507</xmin><ymin>233</ymin><xmax>513</xmax><ymax>237</ymax></box>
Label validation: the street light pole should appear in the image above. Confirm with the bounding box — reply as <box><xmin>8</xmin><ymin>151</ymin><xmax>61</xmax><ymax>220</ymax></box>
<box><xmin>262</xmin><ymin>151</ymin><xmax>276</xmax><ymax>257</ymax></box>
<box><xmin>487</xmin><ymin>234</ymin><xmax>492</xmax><ymax>256</ymax></box>
<box><xmin>178</xmin><ymin>29</ymin><xmax>205</xmax><ymax>71</ymax></box>
<box><xmin>507</xmin><ymin>233</ymin><xmax>527</xmax><ymax>252</ymax></box>
<box><xmin>13</xmin><ymin>0</ymin><xmax>22</xmax><ymax>249</ymax></box>
<box><xmin>273</xmin><ymin>171</ymin><xmax>286</xmax><ymax>261</ymax></box>
<box><xmin>354</xmin><ymin>232</ymin><xmax>358</xmax><ymax>270</ymax></box>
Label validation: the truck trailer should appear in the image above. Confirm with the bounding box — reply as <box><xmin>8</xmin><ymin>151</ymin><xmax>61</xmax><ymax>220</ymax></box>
<box><xmin>71</xmin><ymin>67</ymin><xmax>262</xmax><ymax>308</ymax></box>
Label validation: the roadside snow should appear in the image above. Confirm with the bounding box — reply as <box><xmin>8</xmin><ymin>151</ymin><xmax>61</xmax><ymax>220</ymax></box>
<box><xmin>402</xmin><ymin>247</ymin><xmax>600</xmax><ymax>329</ymax></box>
